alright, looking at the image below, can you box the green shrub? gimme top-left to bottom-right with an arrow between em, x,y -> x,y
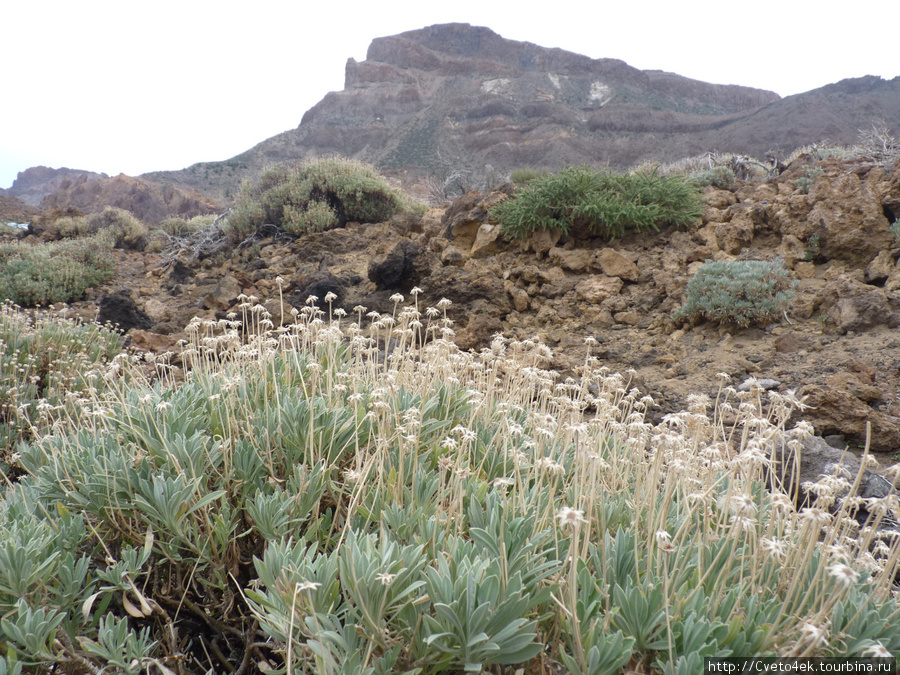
491,166 -> 704,240
795,166 -> 823,195
84,207 -> 149,250
690,167 -> 736,189
53,215 -> 91,238
890,219 -> 900,244
0,222 -> 23,238
225,156 -> 419,242
509,166 -> 551,185
158,213 -> 216,238
0,239 -> 115,307
673,258 -> 797,327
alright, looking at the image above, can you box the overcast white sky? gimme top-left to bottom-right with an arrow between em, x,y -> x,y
2,0 -> 897,190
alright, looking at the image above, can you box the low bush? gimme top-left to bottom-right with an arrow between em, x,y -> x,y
491,165 -> 704,240
509,166 -> 551,185
158,213 -> 217,238
673,258 -> 797,327
225,156 -> 420,242
1,297 -> 897,672
0,302 -> 125,457
85,207 -> 149,250
0,239 -> 115,307
691,166 -> 736,189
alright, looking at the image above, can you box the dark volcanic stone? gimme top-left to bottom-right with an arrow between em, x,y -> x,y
368,240 -> 421,290
97,291 -> 153,333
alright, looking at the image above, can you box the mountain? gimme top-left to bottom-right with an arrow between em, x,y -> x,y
16,24 -> 900,206
4,166 -> 108,206
144,23 -> 786,200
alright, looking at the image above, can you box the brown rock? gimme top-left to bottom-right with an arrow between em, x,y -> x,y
142,297 -> 171,323
470,223 -> 503,258
798,384 -> 900,451
575,275 -> 624,304
442,188 -> 511,248
826,372 -> 882,403
821,274 -> 900,332
801,171 -> 893,266
548,247 -> 592,273
865,250 -> 896,284
128,329 -> 180,355
793,262 -> 816,279
441,246 -> 466,266
456,314 -> 504,351
776,234 -> 809,269
714,213 -> 754,254
593,248 -> 639,281
524,229 -> 562,258
614,310 -> 640,325
509,286 -> 530,312
204,274 -> 243,311
774,332 -> 804,353
703,188 -> 738,210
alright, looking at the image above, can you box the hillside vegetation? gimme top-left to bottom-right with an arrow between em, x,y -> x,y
0,297 -> 897,673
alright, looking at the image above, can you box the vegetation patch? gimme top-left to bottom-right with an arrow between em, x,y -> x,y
0,239 -> 115,307
225,156 -> 421,242
674,258 -> 797,327
491,165 -> 704,240
0,302 -> 125,458
0,296 -> 897,672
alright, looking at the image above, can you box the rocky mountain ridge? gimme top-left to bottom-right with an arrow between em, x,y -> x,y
7,24 -> 898,213
3,168 -> 220,224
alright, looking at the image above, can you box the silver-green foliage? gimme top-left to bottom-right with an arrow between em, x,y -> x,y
225,156 -> 419,242
0,239 -> 115,306
673,258 -> 797,327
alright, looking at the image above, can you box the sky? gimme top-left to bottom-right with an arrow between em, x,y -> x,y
2,0 -> 897,190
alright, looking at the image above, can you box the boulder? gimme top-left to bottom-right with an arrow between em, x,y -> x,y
442,188 -> 512,249
508,285 -> 530,312
455,314 -> 505,351
593,248 -> 640,281
865,249 -> 896,284
203,274 -> 243,311
575,275 -> 624,304
821,274 -> 900,332
142,297 -> 172,323
548,247 -> 592,273
772,434 -> 897,510
524,228 -> 562,258
797,384 -> 900,451
368,240 -> 421,290
97,291 -> 153,333
800,171 -> 893,266
714,212 -> 754,254
470,223 -> 503,258
289,269 -> 347,309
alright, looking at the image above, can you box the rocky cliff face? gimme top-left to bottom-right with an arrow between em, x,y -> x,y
146,23 -> 785,200
5,166 -> 108,206
38,173 -> 220,224
149,24 -> 900,204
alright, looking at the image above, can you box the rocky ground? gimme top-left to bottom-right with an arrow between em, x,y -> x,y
17,155 -> 900,469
